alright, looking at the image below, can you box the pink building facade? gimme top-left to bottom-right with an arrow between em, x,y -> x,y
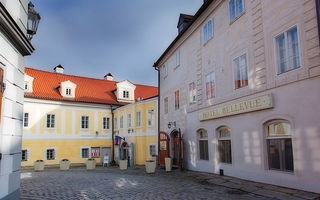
154,0 -> 320,193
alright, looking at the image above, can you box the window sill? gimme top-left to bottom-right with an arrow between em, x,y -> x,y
203,36 -> 213,47
229,11 -> 245,26
174,65 -> 180,71
276,66 -> 301,76
267,169 -> 295,175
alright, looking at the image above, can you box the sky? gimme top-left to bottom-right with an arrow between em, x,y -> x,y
25,0 -> 203,86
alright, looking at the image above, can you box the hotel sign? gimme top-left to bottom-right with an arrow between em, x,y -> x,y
199,94 -> 273,121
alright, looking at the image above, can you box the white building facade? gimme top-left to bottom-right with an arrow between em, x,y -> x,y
155,0 -> 320,193
0,0 -> 37,199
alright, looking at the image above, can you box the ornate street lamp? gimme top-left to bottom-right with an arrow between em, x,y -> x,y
27,2 -> 41,40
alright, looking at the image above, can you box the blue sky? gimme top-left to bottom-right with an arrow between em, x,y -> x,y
26,0 -> 203,86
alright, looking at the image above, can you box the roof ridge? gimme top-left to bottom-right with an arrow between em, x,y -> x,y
25,67 -> 118,83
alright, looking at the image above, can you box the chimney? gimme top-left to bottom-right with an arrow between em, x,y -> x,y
104,73 -> 114,81
54,64 -> 64,74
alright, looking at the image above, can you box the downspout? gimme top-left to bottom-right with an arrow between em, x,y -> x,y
153,63 -> 160,166
316,0 -> 320,47
111,105 -> 115,164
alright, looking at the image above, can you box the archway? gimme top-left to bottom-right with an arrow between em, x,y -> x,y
170,129 -> 182,167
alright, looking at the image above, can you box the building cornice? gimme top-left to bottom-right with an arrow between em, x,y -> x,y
0,2 -> 34,56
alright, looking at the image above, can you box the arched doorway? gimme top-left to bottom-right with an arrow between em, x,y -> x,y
120,142 -> 129,160
171,129 -> 182,167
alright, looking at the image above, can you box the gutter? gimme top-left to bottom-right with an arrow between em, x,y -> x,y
111,105 -> 116,164
153,65 -> 161,165
316,0 -> 320,47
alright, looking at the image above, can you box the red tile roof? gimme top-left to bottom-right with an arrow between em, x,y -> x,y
25,67 -> 158,105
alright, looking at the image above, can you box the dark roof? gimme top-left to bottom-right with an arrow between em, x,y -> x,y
177,14 -> 194,27
53,64 -> 64,69
154,0 -> 213,69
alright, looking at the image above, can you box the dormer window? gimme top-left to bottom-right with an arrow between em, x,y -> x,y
24,74 -> 34,93
66,88 -> 72,95
123,91 -> 129,98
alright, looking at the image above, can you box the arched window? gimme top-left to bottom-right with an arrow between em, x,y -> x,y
217,126 -> 232,164
266,120 -> 294,172
198,129 -> 209,160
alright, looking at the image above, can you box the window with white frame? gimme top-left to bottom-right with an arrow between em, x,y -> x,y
266,120 -> 294,172
81,116 -> 89,129
127,114 -> 131,128
81,148 -> 89,158
46,148 -> 55,160
203,19 -> 213,44
162,64 -> 168,78
21,149 -> 28,161
114,118 -> 117,129
189,82 -> 196,105
149,145 -> 157,157
198,129 -> 209,160
205,72 -> 215,99
229,0 -> 244,22
66,88 -> 72,95
175,50 -> 180,67
174,90 -> 180,110
103,117 -> 110,130
123,90 -> 129,98
147,109 -> 154,126
120,115 -> 124,128
164,97 -> 168,114
233,53 -> 248,89
24,82 -> 28,90
275,26 -> 300,75
23,113 -> 29,127
46,114 -> 55,128
217,126 -> 232,164
136,111 -> 141,127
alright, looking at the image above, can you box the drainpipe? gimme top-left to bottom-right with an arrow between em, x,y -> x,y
316,0 -> 320,47
153,63 -> 160,166
111,105 -> 115,164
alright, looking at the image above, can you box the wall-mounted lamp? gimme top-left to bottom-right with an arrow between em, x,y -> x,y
27,2 -> 41,40
168,121 -> 176,129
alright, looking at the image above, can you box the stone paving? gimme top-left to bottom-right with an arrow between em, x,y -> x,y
20,166 -> 320,200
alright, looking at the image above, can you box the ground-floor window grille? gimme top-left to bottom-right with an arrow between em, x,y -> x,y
81,148 -> 89,158
46,149 -> 55,160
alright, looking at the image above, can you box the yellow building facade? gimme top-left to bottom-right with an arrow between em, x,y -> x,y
21,67 -> 158,167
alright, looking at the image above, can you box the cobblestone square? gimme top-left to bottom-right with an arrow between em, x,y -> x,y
20,167 -> 320,200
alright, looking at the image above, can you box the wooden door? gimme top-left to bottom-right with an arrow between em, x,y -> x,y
173,135 -> 181,166
159,132 -> 169,166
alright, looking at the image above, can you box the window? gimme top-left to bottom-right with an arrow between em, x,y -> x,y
127,114 -> 131,128
103,117 -> 110,130
189,82 -> 196,105
266,120 -> 294,172
198,129 -> 209,160
23,113 -> 29,127
164,97 -> 168,114
136,111 -> 141,127
24,82 -> 28,90
147,109 -> 154,126
233,54 -> 248,89
81,148 -> 89,158
114,118 -> 117,129
46,114 -> 55,128
149,145 -> 157,157
81,116 -> 89,129
21,149 -> 28,161
174,90 -> 180,110
91,147 -> 100,158
217,126 -> 232,164
275,26 -> 300,74
123,91 -> 129,98
205,72 -> 215,99
229,0 -> 244,22
203,19 -> 213,44
46,149 -> 55,160
175,50 -> 180,67
162,64 -> 168,78
120,115 -> 124,128
66,88 -> 71,95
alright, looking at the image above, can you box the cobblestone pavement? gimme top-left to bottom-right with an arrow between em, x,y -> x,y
20,166 -> 320,200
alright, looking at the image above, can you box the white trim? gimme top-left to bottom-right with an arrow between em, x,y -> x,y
21,148 -> 30,161
45,147 -> 57,160
80,115 -> 89,130
80,146 -> 91,158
